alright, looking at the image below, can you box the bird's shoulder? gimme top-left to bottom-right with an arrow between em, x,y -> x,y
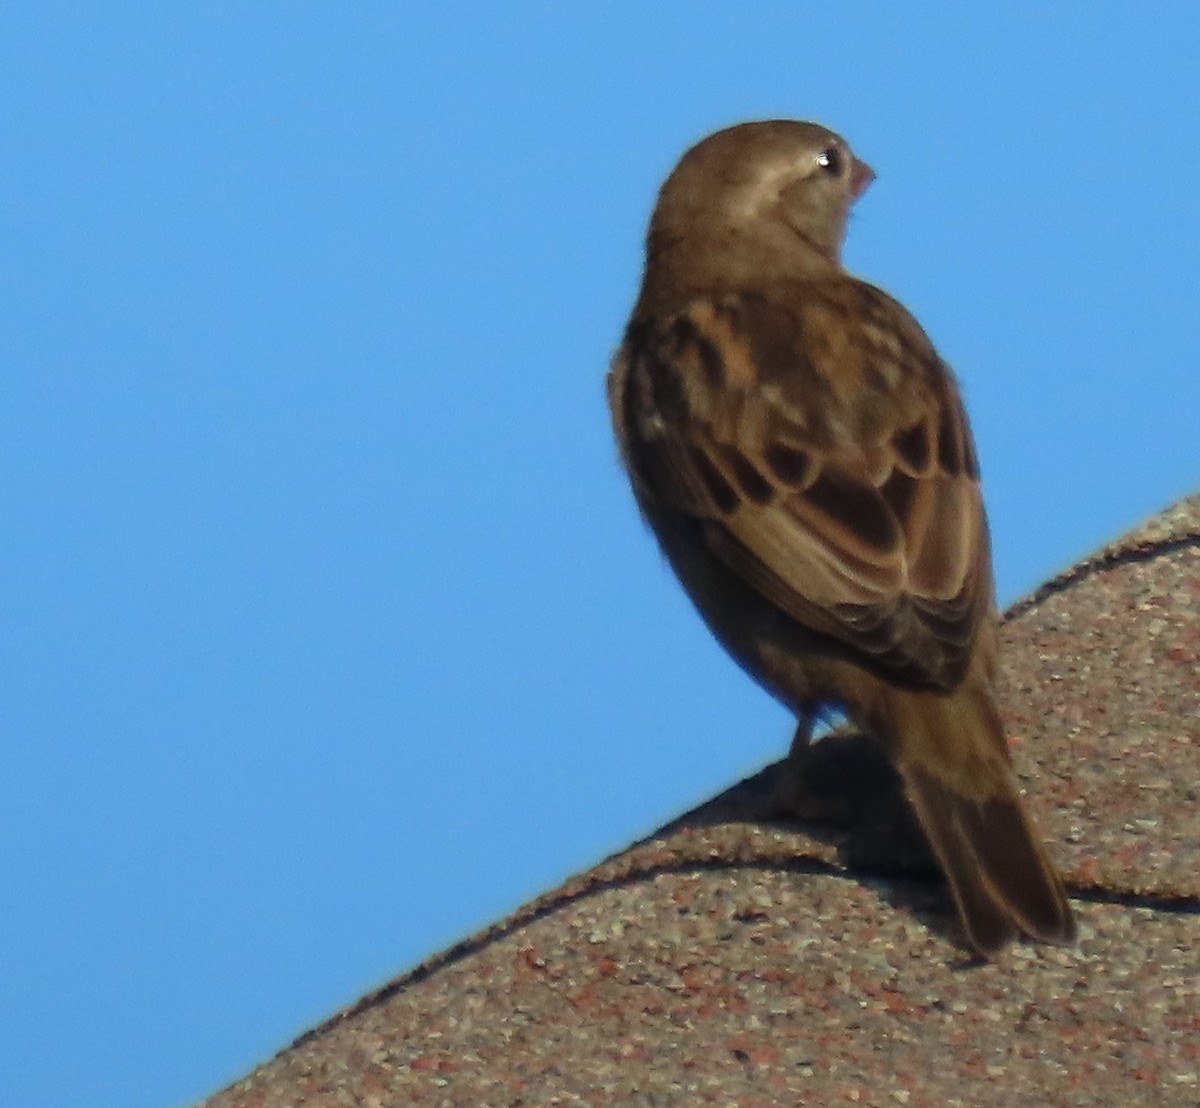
617,276 -> 975,480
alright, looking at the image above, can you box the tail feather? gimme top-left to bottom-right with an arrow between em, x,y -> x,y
904,764 -> 1076,954
878,683 -> 1076,955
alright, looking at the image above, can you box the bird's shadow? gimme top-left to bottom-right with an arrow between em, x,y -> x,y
656,728 -> 976,955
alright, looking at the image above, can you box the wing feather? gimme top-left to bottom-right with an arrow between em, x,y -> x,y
619,280 -> 992,689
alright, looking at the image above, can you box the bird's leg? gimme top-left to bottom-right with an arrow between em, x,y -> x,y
770,704 -> 820,817
786,705 -> 818,762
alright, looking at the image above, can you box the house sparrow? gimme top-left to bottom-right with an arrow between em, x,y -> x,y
608,120 -> 1075,955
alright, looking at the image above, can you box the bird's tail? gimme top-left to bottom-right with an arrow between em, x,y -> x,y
875,681 -> 1076,955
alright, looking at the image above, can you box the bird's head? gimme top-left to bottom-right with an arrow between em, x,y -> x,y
640,120 -> 874,312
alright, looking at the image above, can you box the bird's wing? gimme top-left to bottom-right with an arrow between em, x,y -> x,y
616,280 -> 993,689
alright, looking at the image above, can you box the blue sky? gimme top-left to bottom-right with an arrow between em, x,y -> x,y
4,6 -> 1199,1106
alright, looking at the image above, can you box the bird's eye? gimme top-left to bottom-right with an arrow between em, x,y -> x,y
815,147 -> 844,176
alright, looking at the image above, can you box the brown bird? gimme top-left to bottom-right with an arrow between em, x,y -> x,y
608,120 -> 1075,955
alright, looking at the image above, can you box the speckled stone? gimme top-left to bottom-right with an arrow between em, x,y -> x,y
202,495 -> 1200,1108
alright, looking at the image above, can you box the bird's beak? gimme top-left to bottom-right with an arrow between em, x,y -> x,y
851,158 -> 876,200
